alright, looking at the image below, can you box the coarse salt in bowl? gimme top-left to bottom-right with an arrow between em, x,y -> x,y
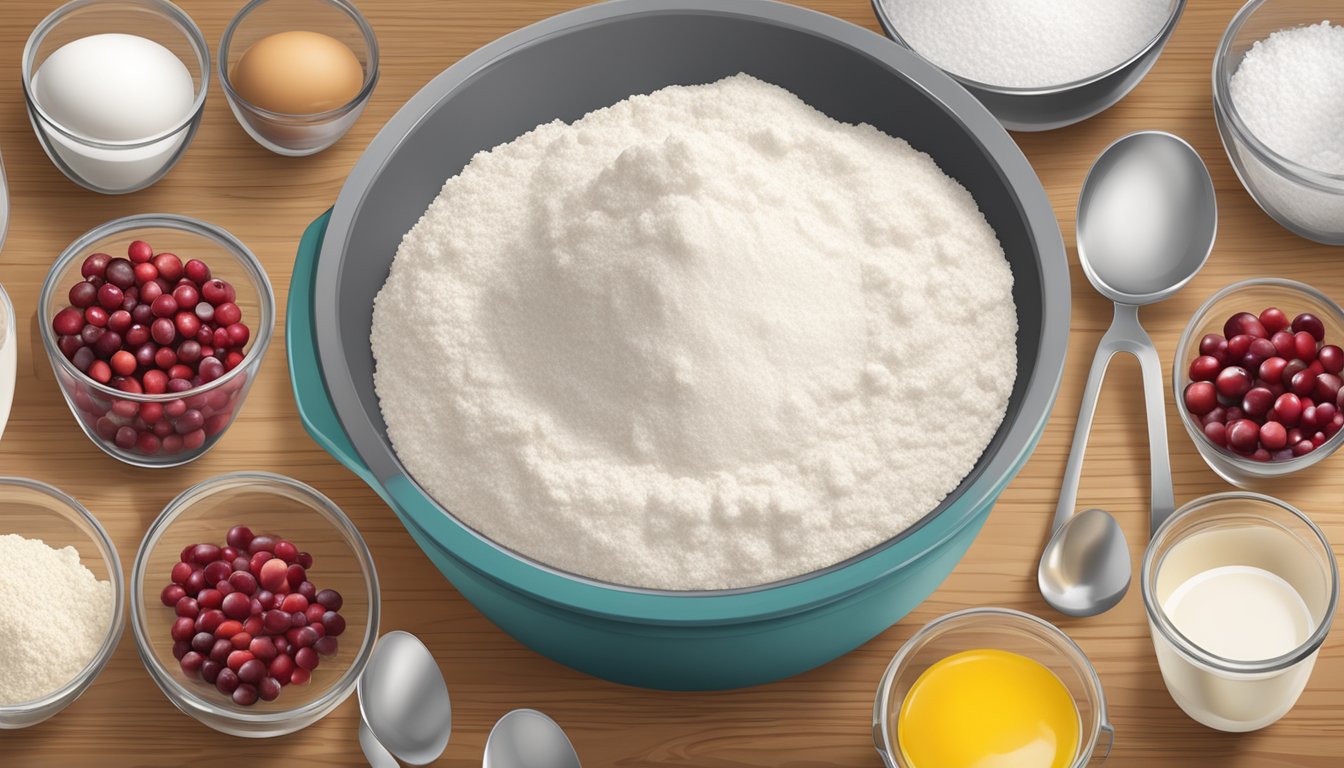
130,472 -> 380,738
1214,0 -> 1344,245
0,478 -> 124,730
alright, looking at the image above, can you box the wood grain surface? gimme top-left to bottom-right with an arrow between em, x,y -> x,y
1,1 -> 1341,765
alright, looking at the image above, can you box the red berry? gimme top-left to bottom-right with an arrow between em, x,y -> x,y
128,240 -> 154,263
1291,313 -> 1325,342
1259,307 -> 1289,335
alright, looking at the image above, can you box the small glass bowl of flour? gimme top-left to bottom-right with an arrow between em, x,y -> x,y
1215,0 -> 1344,245
0,478 -> 123,729
872,0 -> 1185,131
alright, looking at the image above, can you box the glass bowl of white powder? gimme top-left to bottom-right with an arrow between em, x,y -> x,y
1214,0 -> 1344,245
871,0 -> 1186,131
0,477 -> 124,729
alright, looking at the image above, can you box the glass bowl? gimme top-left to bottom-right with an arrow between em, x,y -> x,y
871,0 -> 1185,131
1174,278 -> 1344,487
38,214 -> 275,468
0,477 -> 124,729
21,0 -> 209,194
131,472 -> 380,737
219,0 -> 379,156
1142,492 -> 1337,731
874,607 -> 1112,768
0,280 -> 15,442
1213,0 -> 1344,245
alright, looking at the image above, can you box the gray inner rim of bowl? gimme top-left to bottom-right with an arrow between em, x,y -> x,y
311,0 -> 1069,597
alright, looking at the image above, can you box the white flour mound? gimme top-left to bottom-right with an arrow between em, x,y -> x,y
0,534 -> 113,704
372,74 -> 1016,590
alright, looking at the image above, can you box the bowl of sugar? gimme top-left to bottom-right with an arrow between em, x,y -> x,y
22,0 -> 210,194
872,0 -> 1187,131
1214,0 -> 1344,245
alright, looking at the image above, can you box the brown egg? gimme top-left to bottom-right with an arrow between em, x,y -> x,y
231,31 -> 364,114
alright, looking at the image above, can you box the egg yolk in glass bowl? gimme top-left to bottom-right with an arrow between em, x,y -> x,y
898,648 -> 1080,768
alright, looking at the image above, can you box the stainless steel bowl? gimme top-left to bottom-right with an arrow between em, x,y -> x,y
871,0 -> 1187,131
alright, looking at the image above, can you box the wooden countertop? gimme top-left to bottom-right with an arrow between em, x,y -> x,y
1,1 -> 1340,765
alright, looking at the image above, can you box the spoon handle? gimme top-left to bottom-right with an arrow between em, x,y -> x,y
1050,332 -> 1117,534
1128,318 -> 1176,536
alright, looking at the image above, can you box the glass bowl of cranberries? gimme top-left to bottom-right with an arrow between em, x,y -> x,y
1174,278 -> 1344,487
130,472 -> 380,737
39,214 -> 275,467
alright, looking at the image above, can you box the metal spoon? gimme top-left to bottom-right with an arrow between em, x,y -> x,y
1039,131 -> 1216,617
483,709 -> 581,768
358,631 -> 452,766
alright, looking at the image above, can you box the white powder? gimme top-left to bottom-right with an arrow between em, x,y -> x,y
0,534 -> 114,704
1227,21 -> 1344,236
881,0 -> 1173,88
1231,22 -> 1344,175
372,74 -> 1016,590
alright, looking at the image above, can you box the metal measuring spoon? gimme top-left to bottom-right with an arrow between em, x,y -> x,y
358,631 -> 452,766
483,709 -> 581,768
1038,131 -> 1216,618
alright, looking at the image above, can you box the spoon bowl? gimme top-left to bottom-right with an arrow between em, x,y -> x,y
358,631 -> 451,766
1039,131 -> 1215,618
484,709 -> 581,768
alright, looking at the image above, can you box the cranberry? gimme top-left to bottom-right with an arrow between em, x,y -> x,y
1199,333 -> 1228,362
199,356 -> 225,382
1227,334 -> 1253,359
249,636 -> 278,661
1215,367 -> 1253,399
258,677 -> 282,701
171,616 -> 196,642
133,262 -> 158,285
1258,356 -> 1288,386
297,580 -> 317,601
161,584 -> 187,607
1292,439 -> 1315,457
269,654 -> 294,684
215,667 -> 241,695
1315,373 -> 1342,403
1203,421 -> 1227,447
214,619 -> 244,639
280,593 -> 308,614
127,240 -> 153,263
1292,312 -> 1326,341
1259,307 -> 1289,335
185,259 -> 211,284
154,253 -> 183,281
53,308 -> 84,336
222,591 -> 252,620
1260,421 -> 1288,450
1225,312 -> 1268,339
259,558 -> 288,591
286,564 -> 307,589
82,252 -> 110,278
197,609 -> 225,633
201,279 -> 230,305
244,615 -> 264,636
229,570 -> 258,595
1290,369 -> 1316,397
314,636 -> 339,657
249,535 -> 278,555
1189,358 -> 1220,383
175,596 -> 199,618
291,668 -> 312,686
1227,419 -> 1261,453
105,259 -> 136,289
322,611 -> 346,637
297,552 -> 314,569
1271,331 -> 1296,359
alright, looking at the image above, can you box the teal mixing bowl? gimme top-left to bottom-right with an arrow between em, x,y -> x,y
287,0 -> 1069,690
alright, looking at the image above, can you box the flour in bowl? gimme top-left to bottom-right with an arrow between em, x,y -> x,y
372,74 -> 1016,590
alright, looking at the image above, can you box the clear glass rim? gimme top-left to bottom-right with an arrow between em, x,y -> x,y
0,280 -> 14,348
218,0 -> 380,123
1212,0 -> 1344,191
1142,491 -> 1340,675
129,471 -> 381,727
870,0 -> 1185,94
38,213 -> 276,403
21,0 -> 211,150
0,476 -> 125,715
1172,277 -> 1344,473
873,607 -> 1109,767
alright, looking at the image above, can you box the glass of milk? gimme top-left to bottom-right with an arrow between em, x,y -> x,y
1142,492 -> 1338,732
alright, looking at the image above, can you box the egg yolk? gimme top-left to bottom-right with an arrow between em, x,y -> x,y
897,649 -> 1080,768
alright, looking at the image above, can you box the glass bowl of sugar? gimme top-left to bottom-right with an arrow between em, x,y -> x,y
0,477 -> 124,729
1214,0 -> 1344,245
871,0 -> 1187,131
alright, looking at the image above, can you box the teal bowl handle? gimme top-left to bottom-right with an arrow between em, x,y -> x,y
286,209 -> 379,489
